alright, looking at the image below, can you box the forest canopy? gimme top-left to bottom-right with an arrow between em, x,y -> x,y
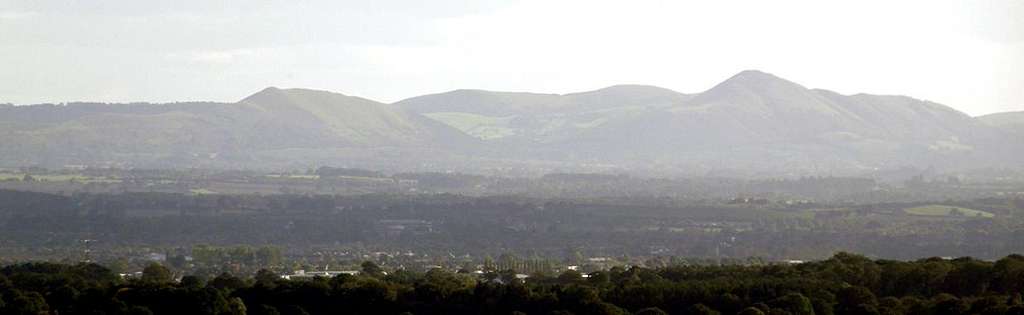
3,253 -> 1024,315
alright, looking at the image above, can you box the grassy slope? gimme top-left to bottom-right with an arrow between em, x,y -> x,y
423,112 -> 517,140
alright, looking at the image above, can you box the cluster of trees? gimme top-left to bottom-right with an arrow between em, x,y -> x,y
485,254 -> 559,275
189,246 -> 283,271
5,253 -> 1024,314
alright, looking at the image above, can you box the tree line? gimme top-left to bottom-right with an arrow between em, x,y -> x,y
4,252 -> 1024,314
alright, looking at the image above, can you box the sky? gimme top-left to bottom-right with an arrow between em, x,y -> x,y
1,0 -> 1022,116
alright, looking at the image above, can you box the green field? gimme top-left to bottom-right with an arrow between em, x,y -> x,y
266,174 -> 320,179
904,205 -> 994,218
189,188 -> 219,195
0,173 -> 121,183
424,112 -> 517,140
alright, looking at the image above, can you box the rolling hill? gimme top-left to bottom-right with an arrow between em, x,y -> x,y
0,88 -> 473,169
563,71 -> 1007,170
237,87 -> 473,148
396,84 -> 692,142
399,70 -> 1019,174
0,71 -> 1019,175
979,111 -> 1024,136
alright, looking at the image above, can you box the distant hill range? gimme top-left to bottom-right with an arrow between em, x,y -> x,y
1,71 -> 1020,175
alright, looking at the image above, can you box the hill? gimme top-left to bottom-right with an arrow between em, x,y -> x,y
0,88 -> 473,169
979,111 -> 1024,135
396,84 -> 692,143
0,72 -> 1019,175
238,87 -> 472,148
399,70 -> 1017,175
559,71 -> 1009,173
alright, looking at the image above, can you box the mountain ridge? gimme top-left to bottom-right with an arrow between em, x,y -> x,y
397,70 -> 1017,173
0,70 -> 1020,174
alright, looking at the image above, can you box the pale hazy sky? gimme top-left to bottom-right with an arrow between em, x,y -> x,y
1,0 -> 1022,116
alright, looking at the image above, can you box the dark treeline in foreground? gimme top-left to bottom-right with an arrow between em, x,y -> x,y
5,253 -> 1024,315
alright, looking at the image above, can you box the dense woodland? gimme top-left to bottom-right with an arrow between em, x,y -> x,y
5,253 -> 1024,314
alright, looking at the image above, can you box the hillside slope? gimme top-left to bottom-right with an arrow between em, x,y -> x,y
396,84 -> 692,142
559,71 -> 1011,173
0,88 -> 473,168
979,111 -> 1024,135
398,70 -> 1016,174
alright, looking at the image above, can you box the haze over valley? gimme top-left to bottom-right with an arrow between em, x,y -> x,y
3,2 -> 1024,314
